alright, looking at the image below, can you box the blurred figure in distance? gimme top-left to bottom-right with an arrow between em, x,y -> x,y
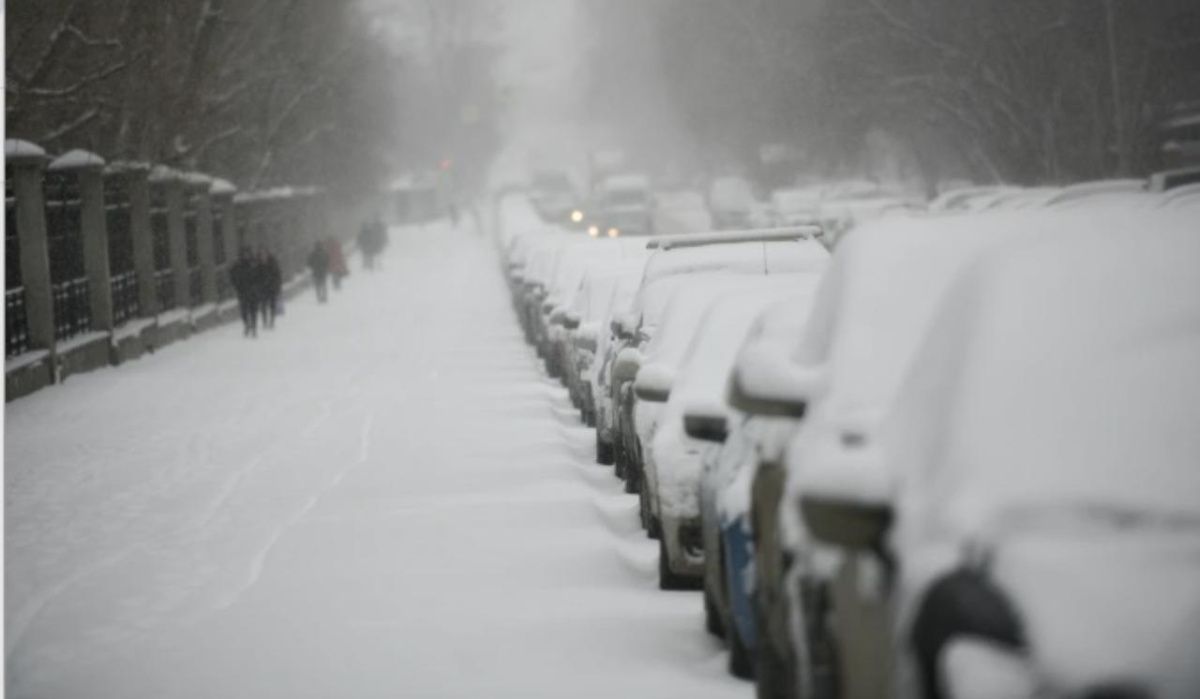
308,241 -> 331,303
229,246 -> 260,338
257,246 -> 283,329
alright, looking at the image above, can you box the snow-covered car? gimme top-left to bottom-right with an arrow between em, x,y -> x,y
631,275 -> 811,548
539,238 -> 647,379
652,190 -> 713,236
926,186 -> 1015,213
603,229 -> 829,494
709,177 -> 756,229
727,209 -> 1047,699
796,207 -> 1200,699
1161,183 -> 1200,210
1043,178 -> 1145,208
529,170 -> 579,224
697,295 -> 814,678
643,284 -> 814,594
560,258 -> 646,429
769,186 -> 824,226
595,173 -> 654,237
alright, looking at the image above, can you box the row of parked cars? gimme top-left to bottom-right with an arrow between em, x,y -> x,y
498,171 -> 1200,699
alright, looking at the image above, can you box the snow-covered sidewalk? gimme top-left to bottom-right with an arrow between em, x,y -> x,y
5,222 -> 747,698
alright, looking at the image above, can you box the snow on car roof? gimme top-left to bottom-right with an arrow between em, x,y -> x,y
600,173 -> 650,191
1044,178 -> 1145,207
645,226 -> 820,251
887,206 -> 1200,533
789,209 -> 1054,415
636,237 -> 827,309
927,186 -> 1014,212
644,275 -> 807,372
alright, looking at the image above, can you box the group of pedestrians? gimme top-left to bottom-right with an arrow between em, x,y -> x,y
230,246 -> 283,338
231,219 -> 386,338
307,237 -> 349,304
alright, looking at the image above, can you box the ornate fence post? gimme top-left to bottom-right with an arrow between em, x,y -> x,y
112,161 -> 159,318
5,139 -> 55,358
185,173 -> 218,305
50,150 -> 113,334
210,179 -> 238,303
150,166 -> 188,315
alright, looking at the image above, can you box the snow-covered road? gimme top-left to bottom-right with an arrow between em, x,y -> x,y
5,222 -> 747,698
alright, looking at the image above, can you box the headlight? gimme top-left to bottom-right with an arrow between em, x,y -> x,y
570,210 -> 584,223
587,225 -> 599,238
607,227 -> 620,238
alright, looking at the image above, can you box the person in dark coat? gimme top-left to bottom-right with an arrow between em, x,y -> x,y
257,246 -> 283,329
229,246 -> 260,337
308,241 -> 330,303
327,238 -> 348,290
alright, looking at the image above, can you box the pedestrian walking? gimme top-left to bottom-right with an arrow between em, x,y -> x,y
308,241 -> 331,303
363,214 -> 388,269
358,218 -> 379,270
327,238 -> 348,290
257,246 -> 283,329
229,247 -> 260,337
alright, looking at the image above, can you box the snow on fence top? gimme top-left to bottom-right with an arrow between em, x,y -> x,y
105,160 -> 152,175
4,139 -> 48,163
48,149 -> 106,171
233,186 -> 320,204
149,164 -> 185,184
210,178 -> 238,197
183,171 -> 214,189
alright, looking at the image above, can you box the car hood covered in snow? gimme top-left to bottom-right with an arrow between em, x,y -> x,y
993,526 -> 1200,697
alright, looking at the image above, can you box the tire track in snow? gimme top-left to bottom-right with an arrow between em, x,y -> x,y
211,410 -> 372,612
5,545 -> 140,659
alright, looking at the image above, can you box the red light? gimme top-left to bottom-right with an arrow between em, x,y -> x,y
439,159 -> 453,171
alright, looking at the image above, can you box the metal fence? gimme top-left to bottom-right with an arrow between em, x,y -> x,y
6,287 -> 31,356
110,270 -> 140,325
5,174 -> 30,357
45,171 -> 91,341
155,268 -> 175,311
188,267 -> 203,307
51,277 -> 91,341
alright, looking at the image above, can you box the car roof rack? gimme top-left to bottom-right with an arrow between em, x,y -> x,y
645,226 -> 821,251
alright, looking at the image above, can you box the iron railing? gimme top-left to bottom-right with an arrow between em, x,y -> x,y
155,269 -> 176,311
51,277 -> 91,341
6,287 -> 30,357
110,270 -> 140,325
188,267 -> 203,307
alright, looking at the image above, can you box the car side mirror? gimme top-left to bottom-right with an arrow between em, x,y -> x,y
610,313 -> 636,341
797,447 -> 894,552
727,343 -> 826,418
612,347 -> 643,384
633,362 -> 673,402
683,404 -> 727,443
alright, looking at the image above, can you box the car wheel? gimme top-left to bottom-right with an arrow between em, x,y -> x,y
595,434 -> 614,465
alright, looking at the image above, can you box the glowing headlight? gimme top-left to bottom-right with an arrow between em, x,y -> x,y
587,225 -> 600,237
607,227 -> 620,238
570,210 -> 584,223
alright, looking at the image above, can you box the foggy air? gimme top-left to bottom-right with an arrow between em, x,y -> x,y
5,2 -> 1199,698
